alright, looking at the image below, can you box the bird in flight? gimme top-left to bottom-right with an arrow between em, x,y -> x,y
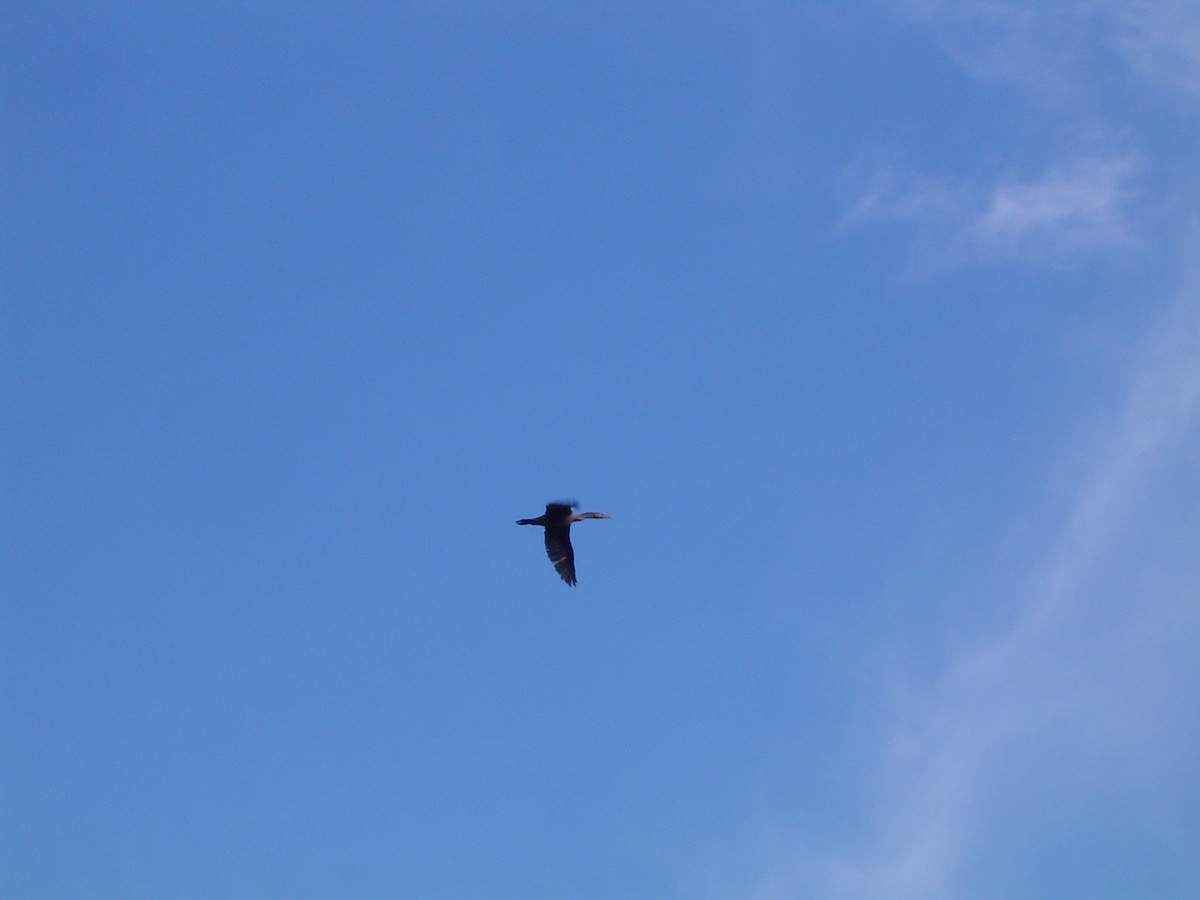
517,501 -> 611,586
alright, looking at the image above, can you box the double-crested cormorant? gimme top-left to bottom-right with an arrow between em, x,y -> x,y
517,501 -> 610,586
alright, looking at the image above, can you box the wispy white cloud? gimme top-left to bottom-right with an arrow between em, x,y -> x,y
759,3 -> 1200,896
1106,1 -> 1200,99
748,246 -> 1200,899
962,155 -> 1143,257
839,0 -> 1200,269
893,0 -> 1200,102
842,154 -> 1144,267
893,0 -> 1099,101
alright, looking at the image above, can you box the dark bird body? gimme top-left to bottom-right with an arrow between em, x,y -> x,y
517,501 -> 610,586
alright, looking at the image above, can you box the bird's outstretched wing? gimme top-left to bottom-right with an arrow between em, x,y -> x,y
544,525 -> 576,586
545,501 -> 577,519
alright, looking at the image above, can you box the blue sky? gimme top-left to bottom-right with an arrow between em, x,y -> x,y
4,3 -> 1199,897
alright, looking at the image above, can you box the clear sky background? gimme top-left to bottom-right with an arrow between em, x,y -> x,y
4,3 -> 1199,898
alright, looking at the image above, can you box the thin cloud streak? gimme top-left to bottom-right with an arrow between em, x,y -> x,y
1107,1 -> 1200,99
842,154 -> 1143,268
755,3 -> 1200,896
839,2 -> 1200,273
895,0 -> 1200,101
962,156 -> 1142,257
894,0 -> 1096,101
752,259 -> 1200,899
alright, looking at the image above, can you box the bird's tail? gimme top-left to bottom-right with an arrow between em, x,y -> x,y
516,518 -> 536,525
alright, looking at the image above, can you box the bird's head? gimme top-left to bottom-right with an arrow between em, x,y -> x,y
582,511 -> 611,519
